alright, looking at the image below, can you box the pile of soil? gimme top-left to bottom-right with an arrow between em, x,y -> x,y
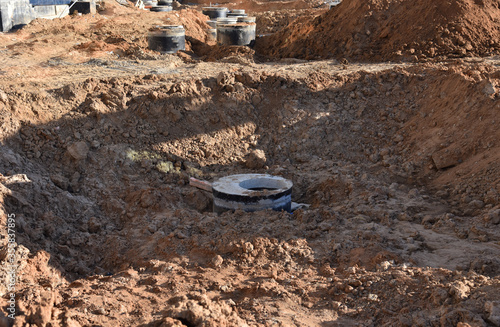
13,5 -> 211,60
256,0 -> 500,61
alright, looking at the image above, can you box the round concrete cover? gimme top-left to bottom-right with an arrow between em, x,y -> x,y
212,174 -> 293,213
212,174 -> 292,197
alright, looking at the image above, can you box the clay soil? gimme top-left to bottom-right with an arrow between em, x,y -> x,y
0,0 -> 499,326
256,0 -> 500,61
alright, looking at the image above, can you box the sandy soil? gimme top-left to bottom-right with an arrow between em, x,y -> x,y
0,0 -> 499,326
256,0 -> 500,61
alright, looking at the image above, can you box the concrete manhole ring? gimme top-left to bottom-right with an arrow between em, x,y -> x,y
212,174 -> 293,213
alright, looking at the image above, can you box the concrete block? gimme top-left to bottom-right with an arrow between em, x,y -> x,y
0,0 -> 36,32
33,5 -> 56,16
33,4 -> 69,18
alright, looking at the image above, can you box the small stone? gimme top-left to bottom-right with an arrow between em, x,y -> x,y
488,209 -> 500,225
483,80 -> 497,96
251,94 -> 261,106
245,149 -> 267,169
0,89 -> 8,103
88,217 -> 101,233
212,255 -> 223,268
243,242 -> 254,253
469,200 -> 484,209
67,142 -> 89,160
367,294 -> 378,301
379,261 -> 393,270
432,149 -> 459,170
50,174 -> 69,190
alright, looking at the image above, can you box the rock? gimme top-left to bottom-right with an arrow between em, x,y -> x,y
379,261 -> 393,270
245,149 -> 267,169
0,89 -> 8,103
485,301 -> 500,326
242,242 -> 254,253
469,200 -> 484,209
212,255 -> 224,268
140,190 -> 156,208
432,148 -> 460,169
482,80 -> 497,97
67,142 -> 89,160
50,174 -> 69,190
251,94 -> 262,106
87,217 -> 101,233
393,134 -> 404,142
488,209 -> 500,225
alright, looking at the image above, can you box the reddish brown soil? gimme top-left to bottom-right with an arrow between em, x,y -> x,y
0,1 -> 499,327
256,0 -> 500,61
18,7 -> 211,56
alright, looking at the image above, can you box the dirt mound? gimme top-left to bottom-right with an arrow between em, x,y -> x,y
15,7 -> 210,60
256,0 -> 500,61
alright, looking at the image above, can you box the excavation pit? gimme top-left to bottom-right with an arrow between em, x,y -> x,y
212,174 -> 293,213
